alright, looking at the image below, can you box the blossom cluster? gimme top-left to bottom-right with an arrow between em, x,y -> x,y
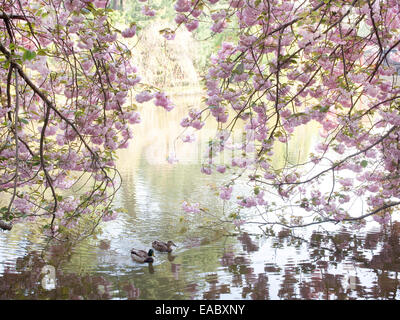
0,0 -> 173,232
173,0 -> 400,226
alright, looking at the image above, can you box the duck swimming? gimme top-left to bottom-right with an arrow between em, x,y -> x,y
152,240 -> 177,253
130,248 -> 155,263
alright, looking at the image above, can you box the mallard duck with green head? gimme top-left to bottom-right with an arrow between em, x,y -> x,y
152,240 -> 177,253
130,248 -> 155,263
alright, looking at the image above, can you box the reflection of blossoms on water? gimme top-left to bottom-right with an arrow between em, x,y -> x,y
238,232 -> 259,252
171,263 -> 181,281
123,283 -> 140,300
2,217 -> 400,299
220,248 -> 235,267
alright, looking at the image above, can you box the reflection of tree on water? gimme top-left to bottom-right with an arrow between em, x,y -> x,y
273,223 -> 400,299
123,283 -> 140,300
237,232 -> 259,253
360,223 -> 400,299
0,250 -> 114,299
0,242 -> 193,299
2,222 -> 400,299
246,273 -> 270,300
209,225 -> 400,300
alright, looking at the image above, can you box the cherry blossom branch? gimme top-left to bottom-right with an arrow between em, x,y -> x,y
250,201 -> 400,229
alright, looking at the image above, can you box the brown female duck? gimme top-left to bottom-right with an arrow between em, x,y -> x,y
152,240 -> 177,253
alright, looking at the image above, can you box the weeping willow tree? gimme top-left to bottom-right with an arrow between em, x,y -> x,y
134,21 -> 200,88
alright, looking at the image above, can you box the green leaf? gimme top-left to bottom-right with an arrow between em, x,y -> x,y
360,160 -> 368,168
3,60 -> 10,69
36,49 -> 48,56
19,118 -> 29,124
319,105 -> 330,113
22,50 -> 36,61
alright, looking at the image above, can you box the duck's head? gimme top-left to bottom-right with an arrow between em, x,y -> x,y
167,241 -> 177,247
148,249 -> 155,257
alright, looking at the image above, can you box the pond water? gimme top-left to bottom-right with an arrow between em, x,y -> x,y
0,90 -> 399,300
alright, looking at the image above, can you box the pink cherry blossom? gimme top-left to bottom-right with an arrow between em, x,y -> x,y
122,25 -> 136,38
182,134 -> 195,143
135,91 -> 154,103
142,5 -> 156,16
220,186 -> 233,200
182,201 -> 201,213
185,20 -> 199,32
